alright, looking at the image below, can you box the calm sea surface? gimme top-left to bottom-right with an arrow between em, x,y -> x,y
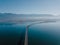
0,21 -> 60,45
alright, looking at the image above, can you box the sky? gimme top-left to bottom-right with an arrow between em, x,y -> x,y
0,0 -> 60,15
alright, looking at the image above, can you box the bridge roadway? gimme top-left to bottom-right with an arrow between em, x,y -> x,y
24,20 -> 56,45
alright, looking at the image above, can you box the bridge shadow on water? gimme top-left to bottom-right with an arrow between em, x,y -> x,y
17,29 -> 25,45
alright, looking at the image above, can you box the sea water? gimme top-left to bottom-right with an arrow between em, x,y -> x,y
28,22 -> 60,45
0,21 -> 60,45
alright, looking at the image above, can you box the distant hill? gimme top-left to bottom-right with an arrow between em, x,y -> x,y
0,13 -> 54,17
0,13 -> 55,23
19,14 -> 54,17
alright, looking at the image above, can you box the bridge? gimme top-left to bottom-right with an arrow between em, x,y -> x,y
24,20 -> 57,45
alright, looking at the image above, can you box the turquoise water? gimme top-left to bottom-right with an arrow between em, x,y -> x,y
28,22 -> 60,45
0,23 -> 26,45
0,22 -> 60,45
